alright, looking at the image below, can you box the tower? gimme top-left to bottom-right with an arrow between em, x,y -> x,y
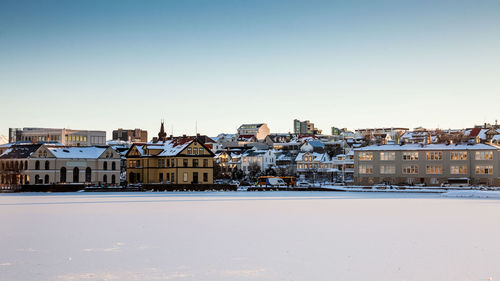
158,120 -> 167,142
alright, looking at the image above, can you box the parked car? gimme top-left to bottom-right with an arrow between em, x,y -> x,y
229,180 -> 240,186
297,180 -> 312,187
214,179 -> 225,185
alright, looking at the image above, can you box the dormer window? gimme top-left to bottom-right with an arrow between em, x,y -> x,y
187,148 -> 192,154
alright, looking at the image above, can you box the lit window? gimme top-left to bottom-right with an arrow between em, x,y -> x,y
359,164 -> 373,174
450,151 -> 467,160
380,152 -> 395,161
426,165 -> 442,174
380,165 -> 395,174
475,151 -> 493,160
402,152 -> 419,161
451,165 -> 467,174
402,165 -> 419,174
426,152 -> 442,160
358,152 -> 373,161
476,165 -> 493,174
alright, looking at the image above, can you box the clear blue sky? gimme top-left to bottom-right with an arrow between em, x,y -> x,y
1,0 -> 499,139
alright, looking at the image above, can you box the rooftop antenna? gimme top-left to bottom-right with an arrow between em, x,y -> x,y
195,120 -> 198,135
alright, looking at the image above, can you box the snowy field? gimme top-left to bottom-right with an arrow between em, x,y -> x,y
1,192 -> 500,281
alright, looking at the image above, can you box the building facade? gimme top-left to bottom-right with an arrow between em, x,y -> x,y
237,123 -> 270,140
0,144 -> 120,186
294,119 -> 322,135
112,128 -> 148,142
125,138 -> 215,184
8,127 -> 106,146
354,143 -> 500,186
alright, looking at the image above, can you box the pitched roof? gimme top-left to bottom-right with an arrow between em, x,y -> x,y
0,144 -> 42,159
48,146 -> 108,159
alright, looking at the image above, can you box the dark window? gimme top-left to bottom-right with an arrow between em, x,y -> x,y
25,160 -> 28,170
183,159 -> 188,167
166,159 -> 170,167
44,175 -> 49,184
171,159 -> 175,167
85,167 -> 92,182
103,175 -> 107,183
203,159 -> 208,167
45,160 -> 49,170
20,161 -> 23,170
35,161 -> 40,170
193,159 -> 199,167
193,172 -> 198,184
111,175 -> 116,184
112,162 -> 116,170
73,167 -> 79,183
129,172 -> 135,184
35,175 -> 40,184
103,162 -> 108,170
203,173 -> 208,182
159,173 -> 163,182
171,173 -> 175,183
60,167 -> 67,183
166,173 -> 170,181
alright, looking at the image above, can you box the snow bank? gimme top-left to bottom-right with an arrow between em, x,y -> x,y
442,190 -> 500,198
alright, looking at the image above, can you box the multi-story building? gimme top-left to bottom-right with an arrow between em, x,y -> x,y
125,138 -> 215,185
354,143 -> 500,186
0,144 -> 120,186
8,127 -> 106,146
294,119 -> 322,135
237,123 -> 270,140
112,128 -> 148,143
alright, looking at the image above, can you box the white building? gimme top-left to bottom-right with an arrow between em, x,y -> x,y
9,127 -> 106,146
241,148 -> 276,173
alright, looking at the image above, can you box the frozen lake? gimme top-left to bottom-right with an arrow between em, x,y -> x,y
1,191 -> 499,281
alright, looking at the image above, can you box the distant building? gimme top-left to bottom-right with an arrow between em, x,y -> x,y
8,127 -> 106,146
0,143 -> 120,186
354,143 -> 500,186
240,148 -> 276,173
112,128 -> 148,143
237,123 -> 270,140
294,119 -> 322,135
356,127 -> 409,143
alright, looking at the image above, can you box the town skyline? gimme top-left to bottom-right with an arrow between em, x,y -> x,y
1,0 -> 499,138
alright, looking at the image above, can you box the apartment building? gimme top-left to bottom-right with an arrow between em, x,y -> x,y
112,128 -> 148,142
9,127 -> 106,146
237,123 -> 270,140
354,143 -> 500,186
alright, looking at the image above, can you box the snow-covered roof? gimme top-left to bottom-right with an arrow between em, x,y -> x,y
138,139 -> 194,157
295,152 -> 330,162
0,135 -> 8,145
49,146 -> 108,159
354,143 -> 499,151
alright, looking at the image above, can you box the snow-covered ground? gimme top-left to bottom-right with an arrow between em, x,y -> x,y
442,190 -> 500,198
1,192 -> 500,281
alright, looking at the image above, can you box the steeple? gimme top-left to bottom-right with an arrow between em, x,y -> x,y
158,120 -> 167,142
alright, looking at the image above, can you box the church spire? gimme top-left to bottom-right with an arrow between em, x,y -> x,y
158,120 -> 167,142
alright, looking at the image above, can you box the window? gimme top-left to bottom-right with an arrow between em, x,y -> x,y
183,172 -> 188,182
475,151 -> 493,160
60,167 -> 66,183
35,160 -> 40,170
45,160 -> 50,170
380,152 -> 395,161
85,167 -> 92,182
426,165 -> 442,174
193,159 -> 199,167
171,173 -> 175,182
380,165 -> 396,174
158,159 -> 165,168
203,173 -> 208,182
112,162 -> 116,170
44,175 -> 49,184
187,148 -> 192,154
171,159 -> 175,167
111,175 -> 116,184
199,148 -> 203,155
476,165 -> 493,174
103,174 -> 107,183
166,158 -> 170,167
73,167 -> 79,183
193,148 -> 198,155
450,151 -> 467,160
359,165 -> 373,174
451,165 -> 467,174
103,162 -> 108,170
203,159 -> 208,167
358,152 -> 373,161
183,159 -> 188,167
402,152 -> 418,161
426,152 -> 442,160
159,173 -> 163,182
403,165 -> 418,174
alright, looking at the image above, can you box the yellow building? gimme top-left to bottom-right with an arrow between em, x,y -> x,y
126,137 -> 215,185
